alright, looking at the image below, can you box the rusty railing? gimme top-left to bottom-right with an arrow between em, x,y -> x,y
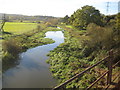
53,49 -> 120,90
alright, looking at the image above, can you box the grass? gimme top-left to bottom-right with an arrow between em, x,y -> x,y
46,27 -> 62,31
59,24 -> 87,40
3,22 -> 38,34
65,25 -> 74,29
47,24 -> 118,88
46,29 -> 95,88
1,21 -> 61,72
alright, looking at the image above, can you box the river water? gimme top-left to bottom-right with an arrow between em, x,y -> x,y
3,31 -> 64,88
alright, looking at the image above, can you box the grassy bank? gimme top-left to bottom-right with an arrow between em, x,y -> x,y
47,24 -> 120,88
2,22 -> 61,71
47,28 -> 99,88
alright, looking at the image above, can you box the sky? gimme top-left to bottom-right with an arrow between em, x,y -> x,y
0,0 -> 119,17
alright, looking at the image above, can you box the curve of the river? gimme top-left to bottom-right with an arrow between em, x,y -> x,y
3,30 -> 64,88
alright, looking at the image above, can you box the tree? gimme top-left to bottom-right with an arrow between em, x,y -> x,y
86,23 -> 115,50
63,15 -> 69,24
103,14 -> 117,26
69,5 -> 103,29
0,14 -> 6,32
116,13 -> 120,29
47,18 -> 59,25
115,13 -> 120,48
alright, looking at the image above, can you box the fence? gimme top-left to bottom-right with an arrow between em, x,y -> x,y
53,49 -> 120,90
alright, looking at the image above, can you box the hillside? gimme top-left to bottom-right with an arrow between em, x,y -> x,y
0,13 -> 60,22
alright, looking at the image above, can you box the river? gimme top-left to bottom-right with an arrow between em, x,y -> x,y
3,31 -> 64,88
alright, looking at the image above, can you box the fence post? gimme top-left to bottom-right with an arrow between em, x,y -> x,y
107,50 -> 113,85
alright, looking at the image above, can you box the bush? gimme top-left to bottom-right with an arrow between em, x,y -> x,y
86,23 -> 114,50
2,39 -> 21,55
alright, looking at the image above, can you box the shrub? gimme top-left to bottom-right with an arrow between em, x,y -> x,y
2,39 -> 21,55
86,23 -> 114,50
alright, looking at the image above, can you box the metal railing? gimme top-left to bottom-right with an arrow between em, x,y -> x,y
53,49 -> 120,90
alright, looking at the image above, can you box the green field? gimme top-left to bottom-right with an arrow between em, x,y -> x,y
1,21 -> 63,72
1,21 -> 62,71
3,22 -> 38,34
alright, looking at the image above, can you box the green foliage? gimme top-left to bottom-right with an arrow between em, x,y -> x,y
116,13 -> 120,29
69,5 -> 103,29
63,15 -> 69,24
2,39 -> 21,55
103,14 -> 117,26
114,13 -> 120,49
2,39 -> 21,71
2,22 -> 59,72
86,23 -> 119,50
1,13 -> 59,23
47,22 -> 120,88
47,18 -> 59,25
46,30 -> 100,88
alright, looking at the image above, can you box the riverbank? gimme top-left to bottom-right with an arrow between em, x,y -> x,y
3,30 -> 64,88
2,22 -> 62,71
47,26 -> 94,88
46,24 -> 120,88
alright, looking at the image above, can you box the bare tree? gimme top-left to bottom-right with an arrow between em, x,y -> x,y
0,14 -> 6,32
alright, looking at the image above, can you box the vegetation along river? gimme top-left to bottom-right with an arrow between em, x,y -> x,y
3,30 -> 64,88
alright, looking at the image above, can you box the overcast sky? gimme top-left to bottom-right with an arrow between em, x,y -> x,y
0,0 -> 119,17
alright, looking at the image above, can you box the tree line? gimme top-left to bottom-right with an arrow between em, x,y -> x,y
47,5 -> 120,88
63,5 -> 118,30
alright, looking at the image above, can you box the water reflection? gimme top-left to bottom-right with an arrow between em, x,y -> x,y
2,56 -> 20,72
3,31 -> 64,88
